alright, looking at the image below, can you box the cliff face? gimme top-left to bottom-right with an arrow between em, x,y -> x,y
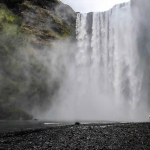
0,0 -> 76,46
0,0 -> 76,120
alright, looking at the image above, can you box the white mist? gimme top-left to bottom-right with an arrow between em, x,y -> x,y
40,2 -> 149,122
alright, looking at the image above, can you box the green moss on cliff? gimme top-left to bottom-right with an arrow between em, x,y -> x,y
50,13 -> 63,25
0,35 -> 52,119
2,23 -> 19,35
0,8 -> 49,119
0,4 -> 22,24
0,0 -> 76,120
61,26 -> 71,37
20,0 -> 76,44
0,105 -> 32,120
21,0 -> 38,11
0,3 -> 23,38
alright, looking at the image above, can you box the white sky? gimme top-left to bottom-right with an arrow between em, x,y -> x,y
61,0 -> 130,13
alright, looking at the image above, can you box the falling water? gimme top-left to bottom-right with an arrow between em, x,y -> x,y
44,2 -> 149,121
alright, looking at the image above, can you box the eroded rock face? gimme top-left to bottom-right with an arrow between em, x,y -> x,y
20,1 -> 76,46
0,0 -> 76,120
1,0 -> 60,9
0,0 -> 76,46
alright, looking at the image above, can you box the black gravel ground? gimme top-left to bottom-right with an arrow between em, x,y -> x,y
0,122 -> 150,149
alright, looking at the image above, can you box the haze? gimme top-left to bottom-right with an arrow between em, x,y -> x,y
61,0 -> 130,13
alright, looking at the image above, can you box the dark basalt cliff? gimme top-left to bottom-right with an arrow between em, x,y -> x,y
0,0 -> 76,120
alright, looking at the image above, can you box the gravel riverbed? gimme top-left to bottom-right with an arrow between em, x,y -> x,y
0,122 -> 150,149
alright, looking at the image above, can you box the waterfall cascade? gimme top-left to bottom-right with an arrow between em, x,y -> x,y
45,2 -> 149,121
75,2 -> 146,121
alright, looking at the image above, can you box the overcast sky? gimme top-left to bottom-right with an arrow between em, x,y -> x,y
61,0 -> 130,13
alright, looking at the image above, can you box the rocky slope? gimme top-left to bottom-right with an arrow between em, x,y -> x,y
0,0 -> 76,120
1,0 -> 76,46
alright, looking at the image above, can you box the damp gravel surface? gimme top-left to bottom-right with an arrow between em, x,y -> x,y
0,122 -> 150,149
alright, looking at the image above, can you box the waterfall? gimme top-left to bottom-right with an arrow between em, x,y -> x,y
45,2 -> 149,121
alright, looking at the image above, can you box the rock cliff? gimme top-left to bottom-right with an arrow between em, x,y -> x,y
0,0 -> 76,46
0,0 -> 76,120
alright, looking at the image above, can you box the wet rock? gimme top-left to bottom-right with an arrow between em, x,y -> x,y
75,122 -> 80,125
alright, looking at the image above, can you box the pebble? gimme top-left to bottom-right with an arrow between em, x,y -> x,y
0,123 -> 150,149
